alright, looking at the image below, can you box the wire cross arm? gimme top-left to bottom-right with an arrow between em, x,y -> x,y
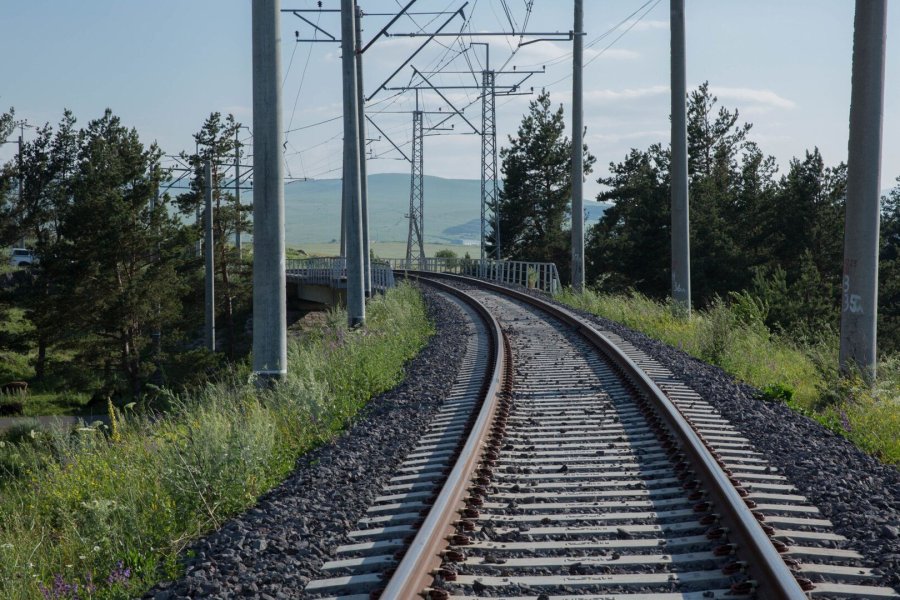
286,10 -> 339,42
518,31 -> 576,46
365,115 -> 411,163
365,2 -> 468,102
412,66 -> 479,134
386,31 -> 572,39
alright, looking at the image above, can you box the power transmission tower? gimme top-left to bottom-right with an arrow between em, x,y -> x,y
406,95 -> 425,265
481,67 -> 498,261
366,106 -> 455,266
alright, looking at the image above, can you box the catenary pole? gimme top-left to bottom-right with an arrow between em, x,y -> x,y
840,0 -> 888,378
17,135 -> 24,248
204,159 -> 216,352
670,0 -> 691,316
234,129 -> 242,259
571,0 -> 584,292
355,5 -> 372,295
252,0 -> 288,381
152,185 -> 163,376
342,0 -> 365,326
17,135 -> 22,209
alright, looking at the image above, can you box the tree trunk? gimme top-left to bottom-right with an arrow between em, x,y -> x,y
219,248 -> 235,358
35,336 -> 47,380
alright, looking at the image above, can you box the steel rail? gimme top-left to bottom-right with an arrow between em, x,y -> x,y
407,271 -> 809,600
378,274 -> 507,599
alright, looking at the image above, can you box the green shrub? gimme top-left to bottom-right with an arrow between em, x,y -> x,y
0,283 -> 432,599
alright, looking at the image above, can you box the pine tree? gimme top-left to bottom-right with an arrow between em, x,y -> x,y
879,180 -> 900,354
53,110 -> 191,396
491,90 -> 594,283
177,112 -> 250,357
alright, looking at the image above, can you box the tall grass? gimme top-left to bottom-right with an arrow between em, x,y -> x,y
0,283 -> 433,599
557,288 -> 899,465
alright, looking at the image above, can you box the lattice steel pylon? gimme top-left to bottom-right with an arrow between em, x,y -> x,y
480,69 -> 499,260
405,107 -> 425,266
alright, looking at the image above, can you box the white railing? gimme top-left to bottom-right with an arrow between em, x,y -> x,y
286,257 -> 395,291
387,257 -> 561,295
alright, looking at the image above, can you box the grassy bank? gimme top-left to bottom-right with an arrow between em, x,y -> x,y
557,289 -> 900,464
0,306 -> 94,417
0,283 -> 433,599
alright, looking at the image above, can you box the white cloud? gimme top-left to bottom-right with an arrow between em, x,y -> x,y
709,86 -> 796,110
585,85 -> 669,102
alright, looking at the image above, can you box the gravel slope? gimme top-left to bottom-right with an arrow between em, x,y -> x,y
547,295 -> 900,594
146,286 -> 471,599
144,281 -> 900,597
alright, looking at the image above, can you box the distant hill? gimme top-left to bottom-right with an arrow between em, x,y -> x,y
280,173 -> 609,246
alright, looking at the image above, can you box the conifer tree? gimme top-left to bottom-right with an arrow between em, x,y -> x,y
491,90 -> 594,283
177,112 -> 251,357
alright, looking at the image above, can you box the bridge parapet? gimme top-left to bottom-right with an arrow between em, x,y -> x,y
387,257 -> 561,295
286,257 -> 395,292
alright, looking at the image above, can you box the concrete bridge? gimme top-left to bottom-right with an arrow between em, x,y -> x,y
286,256 -> 561,311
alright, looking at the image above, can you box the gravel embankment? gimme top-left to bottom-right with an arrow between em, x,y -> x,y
542,293 -> 900,594
147,286 -> 471,599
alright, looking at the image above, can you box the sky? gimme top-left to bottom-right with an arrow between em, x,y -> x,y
1,0 -> 899,201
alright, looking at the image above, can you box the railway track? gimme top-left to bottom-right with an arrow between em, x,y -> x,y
305,274 -> 899,600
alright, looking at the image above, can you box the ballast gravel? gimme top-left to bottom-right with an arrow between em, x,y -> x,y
536,291 -> 900,595
146,286 -> 471,599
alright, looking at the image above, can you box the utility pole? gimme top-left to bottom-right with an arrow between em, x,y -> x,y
571,0 -> 585,292
204,159 -> 216,352
17,134 -> 23,209
151,185 -> 163,381
234,129 -> 242,259
840,0 -> 887,378
17,134 -> 24,248
252,0 -> 288,381
670,0 -> 691,316
355,5 -> 371,295
406,91 -> 425,266
342,0 -> 365,327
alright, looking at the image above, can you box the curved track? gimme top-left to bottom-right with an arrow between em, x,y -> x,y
306,274 -> 899,600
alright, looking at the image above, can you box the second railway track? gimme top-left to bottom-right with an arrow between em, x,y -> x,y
305,274 -> 899,600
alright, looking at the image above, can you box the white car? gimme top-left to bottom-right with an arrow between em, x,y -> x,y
9,248 -> 36,267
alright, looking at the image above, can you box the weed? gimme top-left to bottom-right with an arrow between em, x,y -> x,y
0,283 -> 432,599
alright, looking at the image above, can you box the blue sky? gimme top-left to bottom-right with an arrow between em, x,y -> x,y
1,0 -> 899,200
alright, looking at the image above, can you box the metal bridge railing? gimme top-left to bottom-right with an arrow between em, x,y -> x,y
286,257 -> 395,291
387,257 -> 561,295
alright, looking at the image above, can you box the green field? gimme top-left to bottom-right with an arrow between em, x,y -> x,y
290,241 -> 478,259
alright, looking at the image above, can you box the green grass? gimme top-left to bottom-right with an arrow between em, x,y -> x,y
0,282 -> 433,599
0,308 -> 95,417
557,288 -> 900,465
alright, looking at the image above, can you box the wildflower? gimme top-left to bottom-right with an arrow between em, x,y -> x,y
107,561 -> 132,586
84,572 -> 96,594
